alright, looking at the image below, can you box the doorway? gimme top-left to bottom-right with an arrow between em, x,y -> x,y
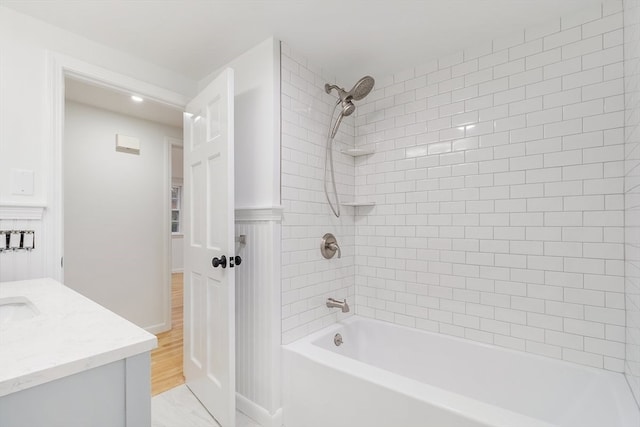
53,60 -> 239,427
63,77 -> 183,335
63,76 -> 187,395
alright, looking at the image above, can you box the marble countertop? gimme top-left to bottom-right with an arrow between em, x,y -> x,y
0,278 -> 157,397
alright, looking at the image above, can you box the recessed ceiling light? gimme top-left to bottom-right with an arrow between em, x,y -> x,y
131,95 -> 143,102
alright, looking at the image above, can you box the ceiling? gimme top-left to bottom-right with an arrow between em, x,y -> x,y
65,78 -> 183,128
4,0 -> 605,84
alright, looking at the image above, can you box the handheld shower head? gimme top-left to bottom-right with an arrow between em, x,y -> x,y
325,75 -> 374,139
341,100 -> 356,116
329,99 -> 356,138
324,75 -> 376,217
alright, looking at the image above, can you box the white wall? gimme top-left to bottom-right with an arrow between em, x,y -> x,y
624,0 -> 640,406
280,43 -> 356,344
200,38 -> 281,209
171,237 -> 183,273
0,6 -> 195,281
64,101 -> 181,332
0,6 -> 193,206
171,236 -> 183,273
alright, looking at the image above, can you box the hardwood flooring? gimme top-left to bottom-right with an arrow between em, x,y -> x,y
151,273 -> 185,396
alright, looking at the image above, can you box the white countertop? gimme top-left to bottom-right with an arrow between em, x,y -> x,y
0,278 -> 157,397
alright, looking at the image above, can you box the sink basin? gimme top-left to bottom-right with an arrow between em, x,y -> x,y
0,296 -> 39,325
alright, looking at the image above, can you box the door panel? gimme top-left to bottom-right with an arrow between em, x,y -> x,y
183,68 -> 235,427
190,162 -> 205,247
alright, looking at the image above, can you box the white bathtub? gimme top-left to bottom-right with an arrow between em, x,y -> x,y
283,316 -> 640,427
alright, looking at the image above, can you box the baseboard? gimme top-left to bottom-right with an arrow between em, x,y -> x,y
272,407 -> 283,427
145,320 -> 170,335
236,393 -> 282,427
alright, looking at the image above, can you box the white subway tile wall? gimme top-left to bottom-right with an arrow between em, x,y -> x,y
624,0 -> 640,405
353,3 -> 628,371
281,43 -> 355,344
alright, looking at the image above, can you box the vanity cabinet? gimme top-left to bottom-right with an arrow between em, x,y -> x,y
0,353 -> 150,427
0,278 -> 157,427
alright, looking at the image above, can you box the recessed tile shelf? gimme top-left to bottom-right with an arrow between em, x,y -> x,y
340,148 -> 375,157
341,201 -> 376,207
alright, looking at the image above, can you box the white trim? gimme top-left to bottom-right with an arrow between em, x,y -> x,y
162,137 -> 172,336
145,320 -> 171,335
0,204 -> 46,220
235,206 -> 283,222
171,268 -> 184,274
236,393 -> 282,427
55,54 -> 188,109
166,136 -> 183,147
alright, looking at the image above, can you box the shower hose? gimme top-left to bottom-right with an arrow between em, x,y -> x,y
324,101 -> 342,218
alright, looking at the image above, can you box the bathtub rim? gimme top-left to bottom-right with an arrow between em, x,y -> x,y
284,315 -> 639,427
294,315 -> 631,379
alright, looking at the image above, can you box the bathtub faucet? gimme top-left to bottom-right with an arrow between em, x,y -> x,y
326,298 -> 350,313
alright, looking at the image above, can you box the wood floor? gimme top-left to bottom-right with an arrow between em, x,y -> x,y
151,273 -> 185,396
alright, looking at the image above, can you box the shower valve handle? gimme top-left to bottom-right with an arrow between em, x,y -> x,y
212,255 -> 227,268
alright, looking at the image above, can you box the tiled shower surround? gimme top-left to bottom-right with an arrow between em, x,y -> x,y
354,4 -> 626,371
624,0 -> 640,404
281,43 -> 356,344
282,2 -> 634,373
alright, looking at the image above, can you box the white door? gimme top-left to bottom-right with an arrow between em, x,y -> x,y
183,68 -> 235,427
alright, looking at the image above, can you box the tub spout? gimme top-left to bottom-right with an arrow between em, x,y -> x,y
327,297 -> 349,313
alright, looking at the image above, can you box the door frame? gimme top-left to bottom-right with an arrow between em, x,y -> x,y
47,52 -> 188,333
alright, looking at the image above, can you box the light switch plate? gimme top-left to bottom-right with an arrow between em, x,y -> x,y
9,232 -> 21,249
23,232 -> 34,249
11,169 -> 34,195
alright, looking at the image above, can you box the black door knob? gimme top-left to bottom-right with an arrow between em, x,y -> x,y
212,255 -> 227,268
229,255 -> 242,268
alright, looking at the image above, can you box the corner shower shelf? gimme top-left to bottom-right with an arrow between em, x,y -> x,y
341,201 -> 376,207
340,148 -> 375,157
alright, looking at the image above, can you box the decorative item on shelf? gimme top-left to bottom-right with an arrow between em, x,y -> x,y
340,148 -> 375,157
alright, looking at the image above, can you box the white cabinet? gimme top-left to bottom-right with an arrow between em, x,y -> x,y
0,353 -> 151,427
0,279 -> 157,427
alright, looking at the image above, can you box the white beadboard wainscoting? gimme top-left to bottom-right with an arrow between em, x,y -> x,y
235,207 -> 283,427
0,205 -> 46,281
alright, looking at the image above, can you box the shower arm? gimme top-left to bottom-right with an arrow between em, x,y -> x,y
325,83 -> 350,101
